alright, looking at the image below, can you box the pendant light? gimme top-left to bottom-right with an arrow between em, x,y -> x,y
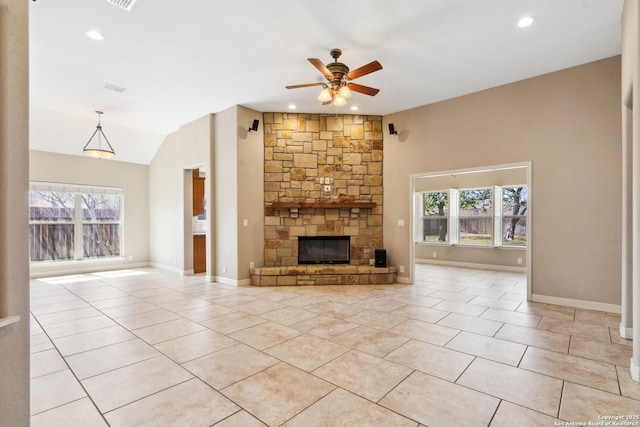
83,111 -> 115,159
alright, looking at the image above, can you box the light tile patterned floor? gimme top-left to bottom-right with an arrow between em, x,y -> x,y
29,265 -> 639,427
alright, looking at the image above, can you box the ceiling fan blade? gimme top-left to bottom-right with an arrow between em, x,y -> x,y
348,83 -> 380,96
286,83 -> 325,89
308,58 -> 333,78
347,60 -> 382,80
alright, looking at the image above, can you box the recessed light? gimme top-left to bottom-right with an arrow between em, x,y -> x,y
85,30 -> 105,41
288,103 -> 297,110
517,16 -> 535,28
350,105 -> 359,111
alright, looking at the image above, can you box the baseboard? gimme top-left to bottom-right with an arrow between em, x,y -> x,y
214,276 -> 251,287
531,294 -> 621,314
31,260 -> 150,278
150,262 -> 183,275
415,258 -> 526,273
396,276 -> 412,284
631,358 -> 640,382
620,324 -> 633,339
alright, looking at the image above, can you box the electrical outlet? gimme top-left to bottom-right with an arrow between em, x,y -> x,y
223,266 -> 227,274
250,261 -> 255,269
399,265 -> 405,273
397,219 -> 405,227
243,219 -> 248,227
432,252 -> 437,258
128,255 -> 133,261
324,185 -> 331,192
517,258 -> 523,265
369,258 -> 375,266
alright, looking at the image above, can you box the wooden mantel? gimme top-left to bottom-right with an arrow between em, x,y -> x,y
270,201 -> 377,209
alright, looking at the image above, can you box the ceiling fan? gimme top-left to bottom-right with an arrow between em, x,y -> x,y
286,48 -> 382,106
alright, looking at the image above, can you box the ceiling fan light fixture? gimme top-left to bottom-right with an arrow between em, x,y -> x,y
318,87 -> 333,103
83,111 -> 115,159
338,85 -> 352,99
332,95 -> 347,107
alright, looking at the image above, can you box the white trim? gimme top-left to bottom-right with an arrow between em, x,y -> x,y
30,181 -> 123,195
416,258 -> 526,273
620,323 -> 633,339
631,358 -> 640,382
31,259 -> 149,278
0,316 -> 20,329
214,276 -> 251,286
150,262 -> 183,275
531,294 -> 621,314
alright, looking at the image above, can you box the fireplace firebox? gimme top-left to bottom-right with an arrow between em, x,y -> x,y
298,236 -> 350,265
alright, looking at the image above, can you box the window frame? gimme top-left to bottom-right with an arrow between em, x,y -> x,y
458,187 -> 494,247
415,184 -> 528,249
418,189 -> 450,244
29,182 -> 124,263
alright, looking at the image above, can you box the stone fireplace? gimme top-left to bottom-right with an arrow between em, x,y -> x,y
251,112 -> 397,286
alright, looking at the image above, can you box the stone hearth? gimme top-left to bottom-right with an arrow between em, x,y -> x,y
251,265 -> 398,286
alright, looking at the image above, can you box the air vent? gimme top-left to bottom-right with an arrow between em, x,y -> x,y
105,0 -> 137,11
104,83 -> 127,93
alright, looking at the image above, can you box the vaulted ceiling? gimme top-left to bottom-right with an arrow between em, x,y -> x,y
29,0 -> 624,164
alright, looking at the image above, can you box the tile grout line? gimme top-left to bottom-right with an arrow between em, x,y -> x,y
29,313 -> 112,426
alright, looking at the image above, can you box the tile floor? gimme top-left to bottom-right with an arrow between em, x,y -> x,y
29,264 -> 640,426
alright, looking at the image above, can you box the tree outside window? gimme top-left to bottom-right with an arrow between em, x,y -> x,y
29,189 -> 122,262
422,191 -> 448,242
459,188 -> 493,245
502,186 -> 527,246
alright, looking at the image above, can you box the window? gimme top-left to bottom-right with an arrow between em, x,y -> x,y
459,188 -> 493,245
422,191 -> 449,242
497,186 -> 528,247
415,185 -> 527,248
29,183 -> 123,262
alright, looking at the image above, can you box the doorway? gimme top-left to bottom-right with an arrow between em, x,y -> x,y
192,168 -> 206,274
409,161 -> 532,300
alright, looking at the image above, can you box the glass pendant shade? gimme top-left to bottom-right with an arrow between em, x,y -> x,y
83,111 -> 115,159
317,88 -> 333,103
338,85 -> 352,99
332,95 -> 347,107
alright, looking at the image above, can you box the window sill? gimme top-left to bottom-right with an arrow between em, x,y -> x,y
416,241 -> 526,250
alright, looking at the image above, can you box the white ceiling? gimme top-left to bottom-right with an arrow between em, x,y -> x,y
29,0 -> 624,164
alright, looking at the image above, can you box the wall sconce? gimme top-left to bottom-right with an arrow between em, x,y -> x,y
388,123 -> 398,135
248,119 -> 259,132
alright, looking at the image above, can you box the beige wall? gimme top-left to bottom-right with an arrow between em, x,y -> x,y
237,106 -> 264,277
384,56 -> 622,305
149,107 -> 263,284
29,151 -> 150,276
0,0 -> 30,424
149,115 -> 211,273
149,131 -> 182,270
212,107 -> 239,280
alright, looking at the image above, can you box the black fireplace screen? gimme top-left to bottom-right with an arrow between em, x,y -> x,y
298,236 -> 350,264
